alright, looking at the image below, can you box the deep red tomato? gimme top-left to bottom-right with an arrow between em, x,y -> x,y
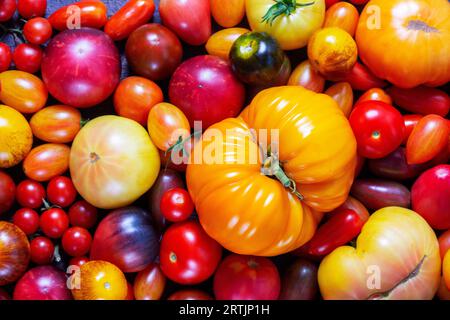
40,208 -> 69,239
213,254 -> 281,300
12,208 -> 40,235
403,114 -> 423,145
17,0 -> 46,18
0,170 -> 15,215
68,200 -> 98,229
12,43 -> 43,74
160,220 -> 222,285
160,188 -> 194,222
325,0 -> 340,8
159,0 -> 211,46
62,227 -> 92,257
349,0 -> 369,4
349,101 -> 405,159
29,236 -> 54,265
69,256 -> 89,267
23,17 -> 52,45
15,180 -> 46,209
0,43 -> 12,72
47,176 -> 77,208
0,0 -> 16,22
329,62 -> 387,91
0,288 -> 10,300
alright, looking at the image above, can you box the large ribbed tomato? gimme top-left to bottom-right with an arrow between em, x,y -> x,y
355,0 -> 450,88
187,86 -> 357,256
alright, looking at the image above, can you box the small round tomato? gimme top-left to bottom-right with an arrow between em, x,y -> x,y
0,43 -> 12,72
68,200 -> 98,229
160,220 -> 222,285
356,88 -> 392,105
23,17 -> 52,45
69,256 -> 89,268
12,208 -> 40,235
40,208 -> 69,239
12,43 -> 43,74
47,176 -> 77,208
0,0 -> 16,21
29,236 -> 54,265
402,115 -> 423,145
62,227 -> 92,257
349,101 -> 405,159
160,188 -> 194,222
15,180 -> 46,209
17,0 -> 47,18
0,170 -> 15,215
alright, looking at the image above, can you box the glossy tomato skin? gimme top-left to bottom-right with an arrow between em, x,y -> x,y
169,55 -> 245,129
324,2 -> 359,37
288,60 -> 325,93
23,144 -> 71,182
12,44 -> 43,74
160,188 -> 194,222
62,227 -> 92,257
105,0 -> 156,41
159,0 -> 211,46
439,230 -> 450,261
329,61 -> 386,91
324,82 -> 353,117
0,43 -> 12,72
279,259 -> 318,300
356,88 -> 392,105
48,1 -> 107,31
23,18 -> 52,45
68,200 -> 98,229
403,114 -> 423,145
160,220 -> 222,285
0,0 -> 16,21
206,28 -> 250,61
17,0 -> 46,19
40,208 -> 69,239
349,101 -> 405,159
69,256 -> 89,268
29,237 -> 54,265
13,208 -> 39,235
214,254 -> 280,300
133,263 -> 166,300
47,176 -> 77,208
0,170 -> 15,215
42,28 -> 120,108
210,0 -> 245,28
168,289 -> 213,300
126,24 -> 183,81
15,180 -> 45,209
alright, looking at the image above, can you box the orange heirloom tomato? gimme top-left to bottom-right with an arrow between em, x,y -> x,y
211,0 -> 245,28
0,70 -> 47,114
114,76 -> 164,126
318,207 -> 441,300
356,88 -> 392,106
0,105 -> 33,168
72,260 -> 128,300
323,1 -> 359,37
324,82 -> 353,117
147,102 -> 190,152
70,116 -> 160,209
187,86 -> 357,256
356,0 -> 450,88
206,28 -> 250,61
48,1 -> 108,31
288,60 -> 325,93
23,144 -> 71,182
104,0 -> 156,41
30,105 -> 82,144
308,27 -> 358,76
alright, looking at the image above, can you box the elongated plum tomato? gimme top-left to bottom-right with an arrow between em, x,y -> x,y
288,60 -> 325,93
42,28 -> 120,108
402,115 -> 423,145
328,61 -> 386,91
70,116 -> 160,209
318,207 -> 441,300
323,2 -> 359,37
324,82 -> 353,117
48,1 -> 107,31
205,28 -> 250,61
210,0 -> 245,28
133,263 -> 166,300
349,101 -> 405,159
23,144 -> 71,182
279,259 -> 318,300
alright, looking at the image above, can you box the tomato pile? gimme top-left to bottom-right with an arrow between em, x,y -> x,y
0,0 -> 449,301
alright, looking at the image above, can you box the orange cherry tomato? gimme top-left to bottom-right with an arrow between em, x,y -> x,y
147,102 -> 191,152
30,105 -> 82,143
356,88 -> 392,105
206,28 -> 250,61
23,144 -> 70,182
0,70 -> 47,114
72,260 -> 128,300
402,114 -> 423,145
114,76 -> 164,126
104,0 -> 155,41
48,1 -> 108,31
406,114 -> 450,165
133,263 -> 166,300
324,2 -> 359,37
288,60 -> 325,93
324,82 -> 353,117
210,0 -> 245,28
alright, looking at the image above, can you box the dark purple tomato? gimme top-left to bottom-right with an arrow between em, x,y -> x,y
279,259 -> 318,300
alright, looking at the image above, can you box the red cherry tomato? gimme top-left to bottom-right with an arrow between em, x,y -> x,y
17,0 -> 47,18
68,200 -> 98,229
349,101 -> 405,159
402,114 -> 423,145
69,256 -> 89,267
0,0 -> 16,22
12,208 -> 40,235
12,43 -> 43,74
0,170 -> 15,215
47,176 -> 77,208
23,17 -> 52,45
40,208 -> 69,239
62,227 -> 92,257
0,43 -> 12,72
15,180 -> 46,209
160,220 -> 222,285
29,236 -> 54,265
160,188 -> 194,222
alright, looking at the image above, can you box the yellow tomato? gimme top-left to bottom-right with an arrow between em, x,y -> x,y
318,207 -> 441,300
246,0 -> 325,50
0,105 -> 33,168
324,82 -> 354,117
206,28 -> 250,61
70,116 -> 160,209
